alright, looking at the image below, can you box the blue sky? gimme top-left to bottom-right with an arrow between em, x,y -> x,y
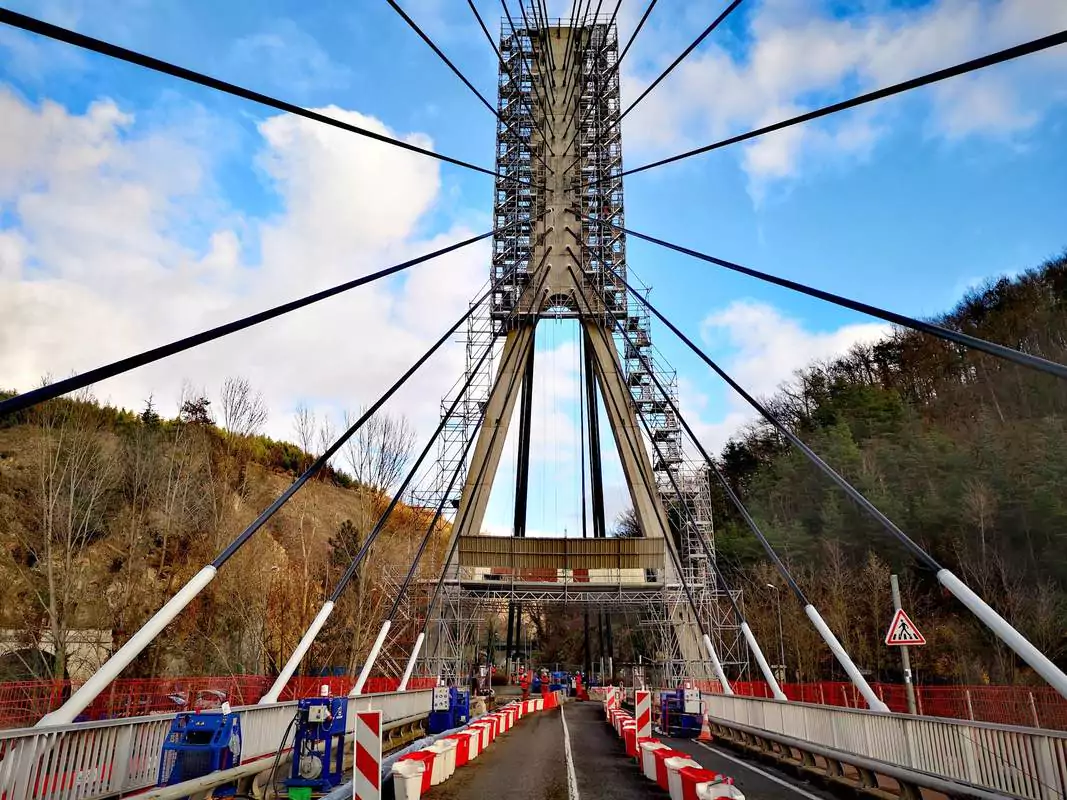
1,0 -> 1065,537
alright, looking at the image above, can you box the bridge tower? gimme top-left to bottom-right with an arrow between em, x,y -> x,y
423,14 -> 744,687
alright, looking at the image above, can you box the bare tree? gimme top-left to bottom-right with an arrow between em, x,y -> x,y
342,408 -> 416,495
611,507 -> 641,538
293,404 -> 316,466
12,387 -> 118,680
220,377 -> 267,439
317,416 -> 336,466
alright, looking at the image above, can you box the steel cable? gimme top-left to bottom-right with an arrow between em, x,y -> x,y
0,8 -> 521,183
0,223 -> 523,417
211,285 -> 495,568
386,0 -> 499,117
616,28 -> 1067,180
589,216 -> 1067,381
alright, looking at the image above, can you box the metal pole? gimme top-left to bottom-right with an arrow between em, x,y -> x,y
702,634 -> 734,696
768,584 -> 786,683
740,623 -> 785,700
890,574 -> 918,715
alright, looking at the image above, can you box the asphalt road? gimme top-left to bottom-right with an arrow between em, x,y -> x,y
421,700 -> 837,800
663,736 -> 840,800
423,705 -> 568,800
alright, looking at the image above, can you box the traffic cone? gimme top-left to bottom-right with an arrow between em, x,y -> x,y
697,711 -> 714,742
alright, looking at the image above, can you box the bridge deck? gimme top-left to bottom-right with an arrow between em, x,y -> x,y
427,700 -> 834,800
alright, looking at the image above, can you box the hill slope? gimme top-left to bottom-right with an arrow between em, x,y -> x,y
0,396 -> 444,681
714,252 -> 1067,685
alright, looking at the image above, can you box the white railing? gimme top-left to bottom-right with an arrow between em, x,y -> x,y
705,692 -> 1067,800
0,690 -> 432,800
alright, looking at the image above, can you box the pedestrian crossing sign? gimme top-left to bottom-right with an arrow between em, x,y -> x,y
885,608 -> 926,646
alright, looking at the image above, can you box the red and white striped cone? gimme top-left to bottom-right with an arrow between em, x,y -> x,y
354,710 -> 383,800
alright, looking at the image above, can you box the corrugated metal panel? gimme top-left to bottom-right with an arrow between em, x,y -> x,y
457,536 -> 663,569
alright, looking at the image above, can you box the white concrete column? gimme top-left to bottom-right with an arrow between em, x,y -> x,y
38,565 -> 218,727
740,622 -> 786,701
399,632 -> 426,691
805,604 -> 889,713
260,600 -> 336,704
351,620 -> 392,696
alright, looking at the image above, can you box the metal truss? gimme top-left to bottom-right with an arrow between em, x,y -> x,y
423,14 -> 747,686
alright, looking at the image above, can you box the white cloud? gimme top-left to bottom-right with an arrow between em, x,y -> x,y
0,87 -> 488,455
621,0 -> 1067,197
227,19 -> 352,98
683,299 -> 890,454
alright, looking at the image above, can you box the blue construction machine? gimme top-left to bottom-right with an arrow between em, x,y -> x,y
427,685 -> 471,734
285,696 -> 348,800
659,684 -> 703,738
157,709 -> 242,797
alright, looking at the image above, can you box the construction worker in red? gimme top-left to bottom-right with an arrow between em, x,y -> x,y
519,669 -> 531,701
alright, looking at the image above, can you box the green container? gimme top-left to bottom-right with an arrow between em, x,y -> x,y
288,787 -> 312,800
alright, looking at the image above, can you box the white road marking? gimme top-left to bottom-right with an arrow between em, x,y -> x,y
694,740 -> 825,800
560,704 -> 581,800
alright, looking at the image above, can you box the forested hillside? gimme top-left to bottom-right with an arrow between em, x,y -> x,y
2,253 -> 1064,691
715,253 -> 1067,686
0,381 -> 443,682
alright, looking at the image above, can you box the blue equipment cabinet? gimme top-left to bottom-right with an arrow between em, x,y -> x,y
427,685 -> 452,734
659,686 -> 702,738
427,686 -> 471,733
451,687 -> 471,726
286,696 -> 348,796
157,711 -> 242,796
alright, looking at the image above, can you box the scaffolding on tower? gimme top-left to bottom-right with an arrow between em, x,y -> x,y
422,11 -> 747,689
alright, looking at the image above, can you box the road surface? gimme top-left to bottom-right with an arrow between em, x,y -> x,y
421,700 -> 836,800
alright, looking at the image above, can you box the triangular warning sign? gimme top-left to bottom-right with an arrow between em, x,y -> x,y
885,608 -> 926,646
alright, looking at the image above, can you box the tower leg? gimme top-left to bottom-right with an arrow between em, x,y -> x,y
513,330 -> 536,538
584,331 -> 607,538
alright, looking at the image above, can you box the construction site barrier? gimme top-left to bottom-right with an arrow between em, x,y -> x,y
693,679 -> 1067,730
0,675 -> 438,729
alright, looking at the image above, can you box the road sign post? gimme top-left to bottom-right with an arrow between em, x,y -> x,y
889,574 -> 919,715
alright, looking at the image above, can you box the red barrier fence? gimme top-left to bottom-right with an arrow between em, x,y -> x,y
0,674 -> 439,730
695,680 -> 1067,730
7,672 -> 1063,731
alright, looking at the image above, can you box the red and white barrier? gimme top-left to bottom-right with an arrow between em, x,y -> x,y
635,690 -> 652,738
679,768 -> 734,800
389,689 -> 565,798
666,756 -> 702,800
602,691 -> 743,800
354,710 -> 382,800
391,759 -> 426,800
641,741 -> 669,780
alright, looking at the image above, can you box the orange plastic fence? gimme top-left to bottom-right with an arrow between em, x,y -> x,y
696,680 -> 1067,730
0,674 -> 439,729
7,673 -> 1061,731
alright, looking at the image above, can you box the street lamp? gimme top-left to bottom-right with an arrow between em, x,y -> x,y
767,583 -> 786,683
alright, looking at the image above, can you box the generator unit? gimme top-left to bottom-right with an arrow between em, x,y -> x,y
285,696 -> 348,798
659,685 -> 702,738
427,686 -> 471,734
157,710 -> 242,796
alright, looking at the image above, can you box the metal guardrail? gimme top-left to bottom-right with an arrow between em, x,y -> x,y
704,692 -> 1067,800
0,690 -> 432,800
